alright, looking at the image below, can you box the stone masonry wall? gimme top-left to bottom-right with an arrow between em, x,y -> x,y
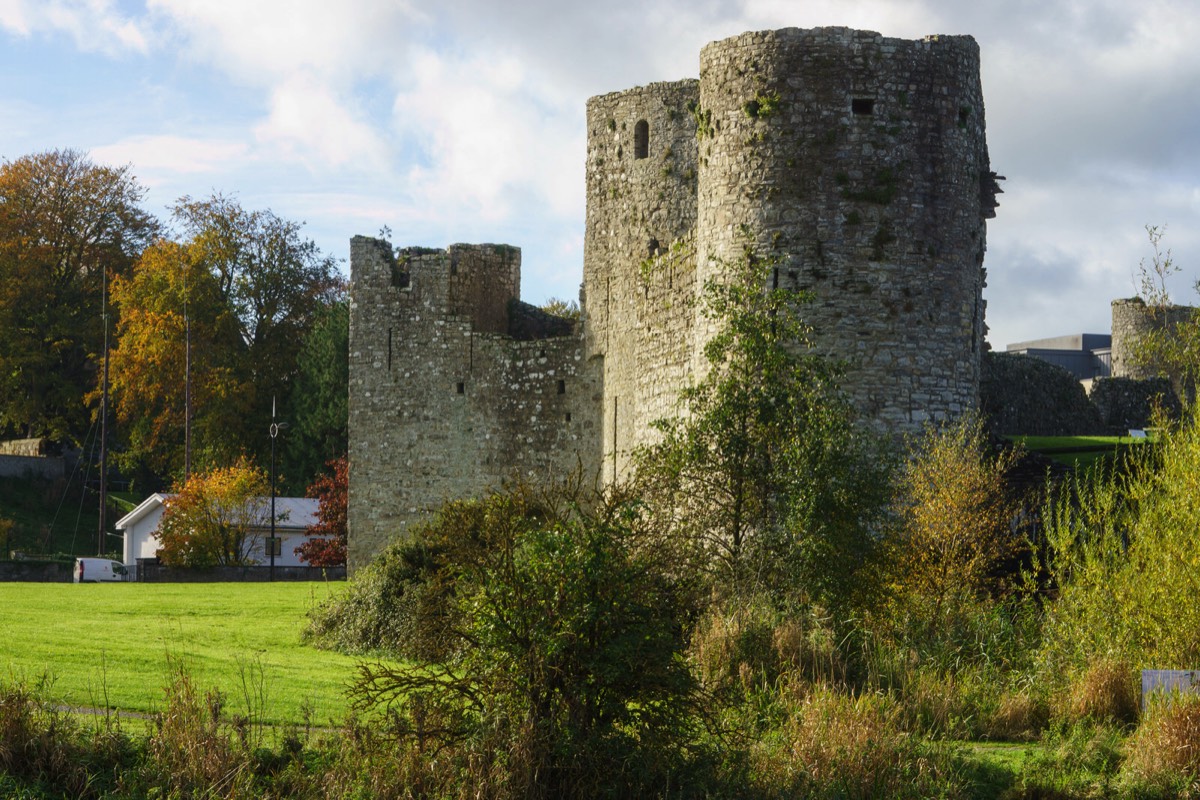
350,26 -> 997,567
695,28 -> 994,432
584,80 -> 701,480
1110,297 -> 1194,380
348,237 -> 601,569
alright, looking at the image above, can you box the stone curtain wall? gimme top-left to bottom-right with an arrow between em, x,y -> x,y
981,352 -> 1103,436
980,352 -> 1179,435
348,238 -> 601,569
1089,376 -> 1180,431
695,28 -> 994,432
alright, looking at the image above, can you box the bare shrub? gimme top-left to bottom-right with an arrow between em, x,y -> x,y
983,688 -> 1049,742
1121,692 -> 1200,796
0,678 -> 92,796
1062,659 -> 1139,726
752,684 -> 966,799
146,668 -> 250,797
691,599 -> 847,697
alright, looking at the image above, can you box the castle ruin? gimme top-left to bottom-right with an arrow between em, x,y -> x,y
348,27 -> 1001,568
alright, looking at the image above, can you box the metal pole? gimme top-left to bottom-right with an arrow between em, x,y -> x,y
270,396 -> 277,582
98,266 -> 109,556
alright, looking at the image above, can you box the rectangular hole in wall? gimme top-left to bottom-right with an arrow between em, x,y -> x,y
557,379 -> 566,395
456,382 -> 465,394
852,98 -> 875,115
565,412 -> 572,422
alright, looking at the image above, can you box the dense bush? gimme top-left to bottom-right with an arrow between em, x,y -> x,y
1040,405 -> 1200,683
1120,692 -> 1200,796
338,480 -> 711,798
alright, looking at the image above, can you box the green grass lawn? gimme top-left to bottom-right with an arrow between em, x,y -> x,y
0,581 -> 371,726
1006,433 -> 1153,469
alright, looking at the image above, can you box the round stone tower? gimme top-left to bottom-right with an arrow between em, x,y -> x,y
694,27 -> 997,431
1111,297 -> 1194,379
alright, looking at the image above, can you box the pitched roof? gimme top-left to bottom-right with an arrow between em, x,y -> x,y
115,494 -> 319,532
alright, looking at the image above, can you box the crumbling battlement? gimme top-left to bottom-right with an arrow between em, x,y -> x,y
350,26 -> 999,567
348,237 -> 602,567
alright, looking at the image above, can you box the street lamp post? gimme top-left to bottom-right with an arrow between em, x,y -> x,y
269,397 -> 287,581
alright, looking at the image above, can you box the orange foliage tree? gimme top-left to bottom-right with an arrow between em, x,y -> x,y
157,459 -> 270,567
108,239 -> 252,479
295,456 -> 347,567
0,149 -> 157,443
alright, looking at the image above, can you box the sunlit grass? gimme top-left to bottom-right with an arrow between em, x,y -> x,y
0,581 -> 366,726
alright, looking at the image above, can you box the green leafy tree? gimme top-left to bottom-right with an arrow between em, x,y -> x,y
635,249 -> 891,609
346,480 -> 708,797
282,299 -> 348,490
156,458 -> 270,567
1131,224 -> 1200,399
0,149 -> 157,443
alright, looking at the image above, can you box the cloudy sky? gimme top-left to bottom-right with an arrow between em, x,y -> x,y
2,0 -> 1198,350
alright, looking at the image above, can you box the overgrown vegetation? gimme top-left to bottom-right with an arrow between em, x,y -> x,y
14,236 -> 1200,797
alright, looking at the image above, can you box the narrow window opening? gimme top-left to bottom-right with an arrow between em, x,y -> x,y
557,379 -> 566,395
633,120 -> 649,159
565,412 -> 572,422
851,98 -> 875,115
456,382 -> 465,394
387,328 -> 393,371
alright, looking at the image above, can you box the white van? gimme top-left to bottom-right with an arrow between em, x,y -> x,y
74,558 -> 129,583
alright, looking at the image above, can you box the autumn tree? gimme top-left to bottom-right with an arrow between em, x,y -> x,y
295,455 -> 347,567
0,149 -> 157,443
156,459 -> 271,567
171,194 -> 342,413
108,195 -> 341,484
890,415 -> 1023,626
107,240 -> 252,480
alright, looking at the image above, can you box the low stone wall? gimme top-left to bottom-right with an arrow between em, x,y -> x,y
0,561 -> 74,582
136,561 -> 346,583
1089,376 -> 1181,432
981,352 -> 1103,436
0,454 -> 65,480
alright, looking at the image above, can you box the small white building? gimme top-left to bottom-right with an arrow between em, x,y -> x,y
116,494 -> 324,569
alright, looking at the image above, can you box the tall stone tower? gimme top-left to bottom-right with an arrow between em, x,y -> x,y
583,28 -> 999,478
349,26 -> 999,567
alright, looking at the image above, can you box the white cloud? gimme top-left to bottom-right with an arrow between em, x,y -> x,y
90,134 -> 250,182
0,0 -> 148,55
391,47 -> 583,224
253,74 -> 390,172
146,0 -> 425,85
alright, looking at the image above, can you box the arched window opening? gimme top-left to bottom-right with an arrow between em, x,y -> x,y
633,120 -> 649,159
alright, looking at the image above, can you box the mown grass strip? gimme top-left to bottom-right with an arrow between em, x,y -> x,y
0,581 -> 368,727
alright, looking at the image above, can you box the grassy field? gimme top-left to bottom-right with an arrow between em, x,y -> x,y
0,581 -> 370,726
1007,433 -> 1153,468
